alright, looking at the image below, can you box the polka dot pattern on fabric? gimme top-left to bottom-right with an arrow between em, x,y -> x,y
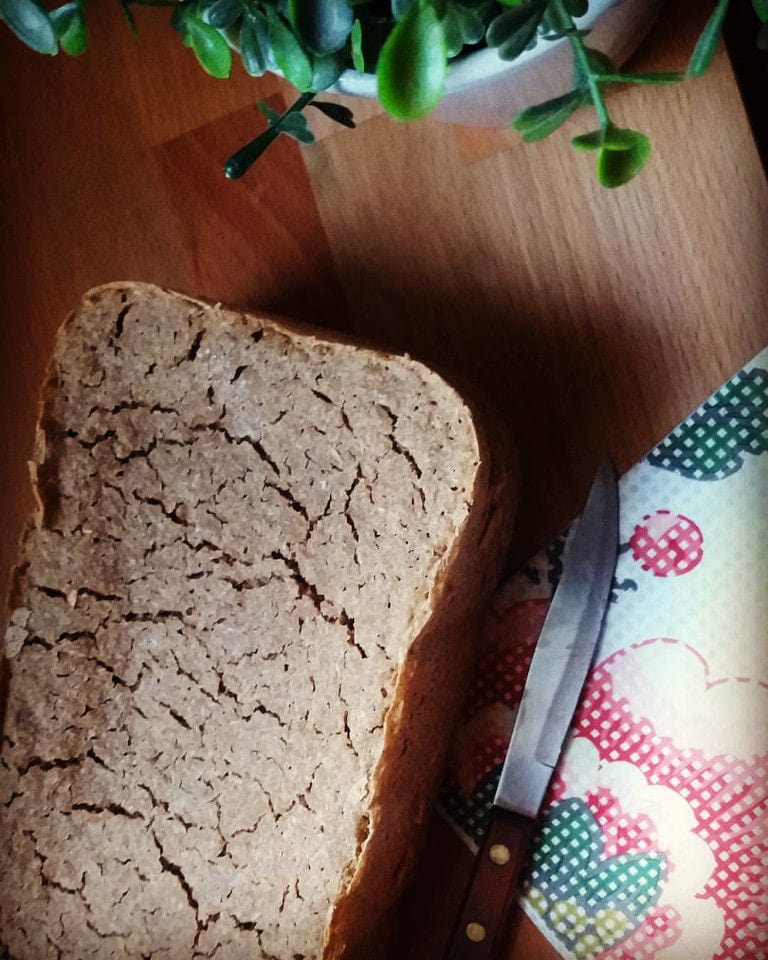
629,510 -> 704,577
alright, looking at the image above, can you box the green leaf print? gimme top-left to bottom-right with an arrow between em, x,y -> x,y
524,798 -> 667,957
648,367 -> 768,480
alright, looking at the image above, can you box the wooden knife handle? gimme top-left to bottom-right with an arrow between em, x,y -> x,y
444,807 -> 536,960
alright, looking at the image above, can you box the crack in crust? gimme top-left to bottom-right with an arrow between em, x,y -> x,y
0,283 -> 516,960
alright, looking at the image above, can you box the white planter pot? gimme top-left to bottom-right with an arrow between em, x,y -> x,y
332,0 -> 666,127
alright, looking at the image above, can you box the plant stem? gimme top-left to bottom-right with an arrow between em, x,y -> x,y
224,91 -> 316,179
599,72 -> 683,86
551,0 -> 610,128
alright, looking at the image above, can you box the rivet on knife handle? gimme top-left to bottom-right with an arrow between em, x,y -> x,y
444,807 -> 535,960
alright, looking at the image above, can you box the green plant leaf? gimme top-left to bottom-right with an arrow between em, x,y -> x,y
186,14 -> 232,76
443,2 -> 463,56
351,17 -> 364,71
290,0 -> 353,53
199,0 -> 242,28
596,128 -> 651,187
561,0 -> 587,15
0,0 -> 58,53
310,99 -> 356,127
240,7 -> 270,76
602,124 -> 647,150
268,9 -> 314,90
308,49 -> 346,89
279,110 -> 316,143
443,0 -> 484,56
171,0 -> 192,34
51,1 -> 87,54
571,43 -> 613,88
753,0 -> 768,22
486,0 -> 546,61
688,0 -> 729,77
513,87 -> 586,141
376,0 -> 447,120
455,3 -> 484,43
571,127 -> 604,151
539,8 -> 559,29
257,100 -> 283,124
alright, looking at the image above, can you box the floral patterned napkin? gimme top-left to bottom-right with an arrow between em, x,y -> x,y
439,349 -> 768,960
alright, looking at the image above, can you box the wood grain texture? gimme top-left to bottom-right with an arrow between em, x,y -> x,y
155,98 -> 348,324
304,0 -> 768,571
0,0 -> 766,957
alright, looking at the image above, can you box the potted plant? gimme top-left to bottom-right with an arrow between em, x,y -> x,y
0,0 -> 763,186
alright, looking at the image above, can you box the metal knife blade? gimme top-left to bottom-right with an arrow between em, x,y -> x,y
445,462 -> 619,960
494,459 -> 619,819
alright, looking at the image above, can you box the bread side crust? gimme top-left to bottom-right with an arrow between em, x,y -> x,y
322,363 -> 517,959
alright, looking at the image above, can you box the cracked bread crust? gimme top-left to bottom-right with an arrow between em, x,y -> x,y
0,282 -> 517,960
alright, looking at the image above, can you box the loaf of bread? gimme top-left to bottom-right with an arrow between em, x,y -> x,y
0,283 -> 517,960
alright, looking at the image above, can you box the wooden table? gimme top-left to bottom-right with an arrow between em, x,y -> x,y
1,3 -> 766,957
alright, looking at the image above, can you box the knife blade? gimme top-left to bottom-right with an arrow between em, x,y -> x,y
445,461 -> 619,960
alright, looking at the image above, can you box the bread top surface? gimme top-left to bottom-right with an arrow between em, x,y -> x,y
0,283 -> 490,959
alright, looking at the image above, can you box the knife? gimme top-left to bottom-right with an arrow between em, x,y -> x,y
445,461 -> 619,960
